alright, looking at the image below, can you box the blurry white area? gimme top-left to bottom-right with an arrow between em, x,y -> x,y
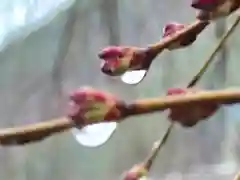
191,161 -> 238,175
161,162 -> 238,180
0,0 -> 75,51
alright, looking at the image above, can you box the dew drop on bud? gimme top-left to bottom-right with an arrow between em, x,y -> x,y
71,122 -> 117,147
121,70 -> 147,85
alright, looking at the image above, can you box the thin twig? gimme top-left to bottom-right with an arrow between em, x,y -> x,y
144,123 -> 174,170
140,16 -> 240,171
0,117 -> 74,145
187,16 -> 240,87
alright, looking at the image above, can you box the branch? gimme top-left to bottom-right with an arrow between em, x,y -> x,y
99,20 -> 209,82
0,17 -> 238,147
0,117 -> 73,145
0,19 -> 208,146
143,123 -> 174,171
188,15 -> 240,87
124,15 -> 240,177
2,89 -> 240,146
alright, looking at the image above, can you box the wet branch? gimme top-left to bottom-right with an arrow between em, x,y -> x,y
0,17 -> 238,148
131,15 -> 240,174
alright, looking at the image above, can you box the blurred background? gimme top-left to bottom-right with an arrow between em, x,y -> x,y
0,0 -> 240,179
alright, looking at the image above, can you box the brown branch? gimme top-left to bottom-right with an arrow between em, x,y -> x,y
122,90 -> 240,179
137,15 -> 240,172
0,20 -> 210,146
1,89 -> 240,146
0,17 -> 238,147
126,89 -> 240,118
0,117 -> 74,145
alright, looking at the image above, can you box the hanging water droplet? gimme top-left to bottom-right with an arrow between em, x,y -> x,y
71,122 -> 117,147
121,70 -> 147,85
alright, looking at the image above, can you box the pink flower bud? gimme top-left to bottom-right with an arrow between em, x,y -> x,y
167,88 -> 219,127
98,46 -> 152,76
67,87 -> 125,127
162,22 -> 199,50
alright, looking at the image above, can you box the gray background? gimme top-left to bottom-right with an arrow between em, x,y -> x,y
0,0 -> 240,179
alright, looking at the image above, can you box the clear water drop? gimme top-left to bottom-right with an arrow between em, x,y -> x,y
121,70 -> 147,85
71,122 -> 117,147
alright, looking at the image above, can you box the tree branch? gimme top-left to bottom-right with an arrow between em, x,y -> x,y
0,16 -> 238,148
131,15 -> 240,174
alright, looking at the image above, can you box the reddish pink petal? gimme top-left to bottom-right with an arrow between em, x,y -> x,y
163,23 -> 185,38
93,94 -> 106,102
123,172 -> 139,180
67,101 -> 80,117
98,46 -> 123,59
167,88 -> 186,96
69,91 -> 88,103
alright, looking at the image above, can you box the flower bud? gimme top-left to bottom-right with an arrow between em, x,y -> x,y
167,88 -> 219,127
67,87 -> 124,127
99,46 -> 150,76
162,22 -> 199,50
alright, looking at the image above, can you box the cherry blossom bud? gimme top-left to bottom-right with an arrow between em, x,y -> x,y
68,87 -> 127,147
162,22 -> 206,50
67,87 -> 124,127
99,46 -> 156,84
99,46 -> 149,76
167,88 -> 219,127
